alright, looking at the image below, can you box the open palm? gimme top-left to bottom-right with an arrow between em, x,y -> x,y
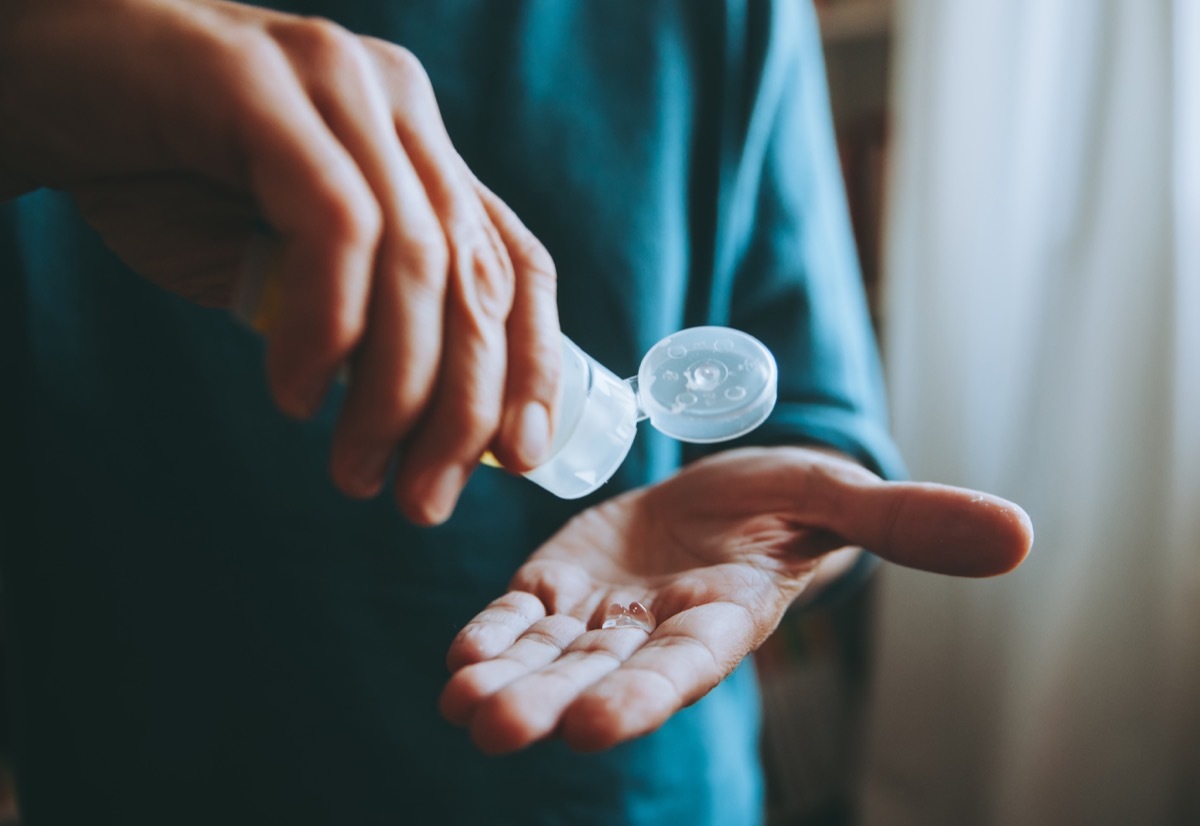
440,447 -> 1032,753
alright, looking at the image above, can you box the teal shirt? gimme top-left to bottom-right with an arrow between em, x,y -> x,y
0,2 -> 902,824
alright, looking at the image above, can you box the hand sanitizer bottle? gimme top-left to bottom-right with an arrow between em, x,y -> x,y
235,241 -> 777,499
524,327 -> 777,498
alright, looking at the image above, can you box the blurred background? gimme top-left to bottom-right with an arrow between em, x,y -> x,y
0,2 -> 1193,825
756,1 -> 1200,824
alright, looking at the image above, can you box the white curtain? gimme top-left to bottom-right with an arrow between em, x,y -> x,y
861,1 -> 1200,824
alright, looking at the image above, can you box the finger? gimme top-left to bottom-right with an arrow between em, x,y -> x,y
506,558 -> 598,619
807,464 -> 1034,577
365,40 -> 515,523
270,21 -> 451,498
440,613 -> 584,726
236,36 -> 380,418
473,182 -> 562,471
559,603 -> 756,752
445,591 -> 546,671
390,259 -> 508,524
466,626 -> 651,755
674,448 -> 1034,577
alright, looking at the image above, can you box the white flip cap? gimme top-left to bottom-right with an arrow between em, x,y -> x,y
636,326 -> 778,443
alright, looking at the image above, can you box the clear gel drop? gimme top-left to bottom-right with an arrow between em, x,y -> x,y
601,601 -> 656,633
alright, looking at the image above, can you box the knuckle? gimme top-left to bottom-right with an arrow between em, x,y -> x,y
316,187 -> 383,251
388,45 -> 429,81
398,233 -> 450,294
283,17 -> 366,75
513,235 -> 558,295
454,231 -> 515,322
223,30 -> 282,79
463,237 -> 516,321
371,42 -> 435,93
207,27 -> 288,105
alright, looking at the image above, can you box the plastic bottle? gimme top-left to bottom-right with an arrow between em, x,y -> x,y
523,326 -> 777,498
235,243 -> 777,499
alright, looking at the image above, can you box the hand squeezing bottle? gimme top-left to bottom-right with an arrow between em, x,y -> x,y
235,243 -> 778,499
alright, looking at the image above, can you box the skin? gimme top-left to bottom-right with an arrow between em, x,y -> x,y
0,0 -> 562,524
441,447 -> 1033,754
2,0 -> 1035,757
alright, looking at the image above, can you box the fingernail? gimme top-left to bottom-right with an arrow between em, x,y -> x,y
347,449 -> 391,498
508,402 -> 551,468
424,466 -> 464,524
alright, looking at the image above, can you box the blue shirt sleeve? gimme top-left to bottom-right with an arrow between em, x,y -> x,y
685,2 -> 905,608
687,1 -> 906,485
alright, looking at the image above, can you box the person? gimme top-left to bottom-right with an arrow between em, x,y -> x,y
0,1 -> 1032,824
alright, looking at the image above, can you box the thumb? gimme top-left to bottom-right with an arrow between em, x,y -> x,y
822,476 -> 1034,577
